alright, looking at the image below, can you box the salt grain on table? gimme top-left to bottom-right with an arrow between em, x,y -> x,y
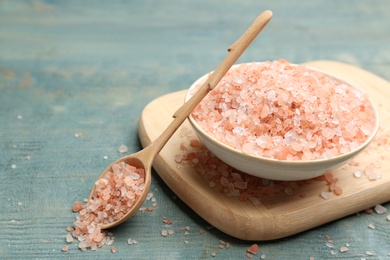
118,144 -> 128,153
374,204 -> 387,215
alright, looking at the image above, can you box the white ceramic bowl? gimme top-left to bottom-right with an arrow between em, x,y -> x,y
185,63 -> 379,181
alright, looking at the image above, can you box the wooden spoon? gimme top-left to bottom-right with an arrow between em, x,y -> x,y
90,10 -> 273,229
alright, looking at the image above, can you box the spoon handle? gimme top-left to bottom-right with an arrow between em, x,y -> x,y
146,10 -> 273,159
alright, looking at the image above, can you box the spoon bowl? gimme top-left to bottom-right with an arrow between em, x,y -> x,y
89,149 -> 153,229
88,10 -> 273,230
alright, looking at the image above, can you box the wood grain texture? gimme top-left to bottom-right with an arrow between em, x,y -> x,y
1,0 -> 390,259
139,61 -> 390,240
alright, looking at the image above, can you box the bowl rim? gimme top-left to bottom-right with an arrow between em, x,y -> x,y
185,62 -> 380,167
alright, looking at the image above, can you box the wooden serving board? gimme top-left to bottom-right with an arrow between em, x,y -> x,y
138,61 -> 390,241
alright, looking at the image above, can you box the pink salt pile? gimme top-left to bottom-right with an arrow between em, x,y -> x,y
176,127 -> 319,204
191,59 -> 376,161
68,162 -> 145,251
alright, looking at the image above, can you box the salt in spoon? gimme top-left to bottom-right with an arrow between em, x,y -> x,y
90,10 -> 273,230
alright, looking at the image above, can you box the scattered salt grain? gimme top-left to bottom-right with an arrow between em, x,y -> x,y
175,128 -> 339,205
247,244 -> 259,255
354,170 -> 363,178
321,191 -> 330,200
365,164 -> 381,180
161,230 -> 168,237
72,201 -> 83,212
368,223 -> 375,230
339,246 -> 349,253
333,186 -> 343,196
62,245 -> 69,252
17,202 -> 22,206
66,233 -> 73,243
374,204 -> 387,215
17,115 -> 23,120
387,215 -> 390,221
11,164 -> 16,169
325,242 -> 334,248
127,238 -> 138,245
146,192 -> 154,200
66,226 -> 74,232
74,132 -> 83,138
365,251 -> 374,256
103,156 -> 108,160
118,144 -> 128,153
365,208 -> 373,214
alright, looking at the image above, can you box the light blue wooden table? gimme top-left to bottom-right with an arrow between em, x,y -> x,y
1,1 -> 389,259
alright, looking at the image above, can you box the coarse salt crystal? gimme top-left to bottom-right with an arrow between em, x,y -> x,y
339,246 -> 348,253
374,204 -> 387,215
118,144 -> 128,153
191,60 -> 376,161
325,242 -> 334,248
354,170 -> 363,178
72,201 -> 83,212
74,132 -> 83,138
247,244 -> 259,255
66,233 -> 73,243
321,191 -> 330,200
365,164 -> 381,180
146,192 -> 154,200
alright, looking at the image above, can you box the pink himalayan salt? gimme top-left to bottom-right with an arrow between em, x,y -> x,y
71,162 -> 145,251
365,163 -> 381,180
72,201 -> 83,212
247,244 -> 259,255
191,59 -> 376,161
175,128 -> 331,204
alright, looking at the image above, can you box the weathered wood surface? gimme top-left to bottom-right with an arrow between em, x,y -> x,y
0,1 -> 389,259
